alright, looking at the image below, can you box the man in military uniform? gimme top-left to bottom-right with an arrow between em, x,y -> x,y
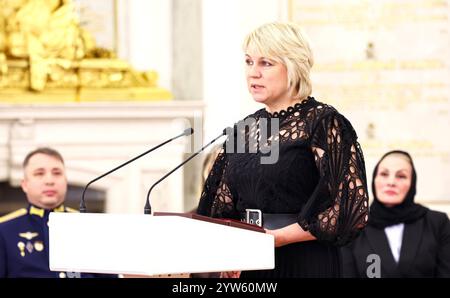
0,147 -> 114,278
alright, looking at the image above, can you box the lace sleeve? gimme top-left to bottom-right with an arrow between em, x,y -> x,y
298,112 -> 369,246
196,147 -> 238,219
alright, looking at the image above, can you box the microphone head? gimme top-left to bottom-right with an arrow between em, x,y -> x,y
183,128 -> 194,136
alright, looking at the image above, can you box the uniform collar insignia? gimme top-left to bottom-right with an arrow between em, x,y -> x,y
28,204 -> 66,217
19,231 -> 39,240
53,205 -> 65,213
29,206 -> 45,218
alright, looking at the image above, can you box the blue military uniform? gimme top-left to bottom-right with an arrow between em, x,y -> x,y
0,204 -> 113,278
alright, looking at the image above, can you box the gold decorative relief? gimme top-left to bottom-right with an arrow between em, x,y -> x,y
0,0 -> 172,102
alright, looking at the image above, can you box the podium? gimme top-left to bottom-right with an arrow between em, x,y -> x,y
48,213 -> 274,275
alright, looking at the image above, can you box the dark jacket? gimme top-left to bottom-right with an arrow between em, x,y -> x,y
0,204 -> 116,278
341,210 -> 450,278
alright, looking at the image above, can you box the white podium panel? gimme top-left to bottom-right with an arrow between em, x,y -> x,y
49,213 -> 274,275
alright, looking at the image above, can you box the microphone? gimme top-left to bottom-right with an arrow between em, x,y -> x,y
80,128 -> 194,213
144,128 -> 228,214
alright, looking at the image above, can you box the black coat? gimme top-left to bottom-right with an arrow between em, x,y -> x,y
341,210 -> 450,278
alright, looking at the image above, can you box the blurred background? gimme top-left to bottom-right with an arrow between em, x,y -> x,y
0,0 -> 449,216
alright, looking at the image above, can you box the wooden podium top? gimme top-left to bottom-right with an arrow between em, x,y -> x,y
153,212 -> 265,233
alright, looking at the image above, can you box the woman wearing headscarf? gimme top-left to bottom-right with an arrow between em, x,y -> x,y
341,150 -> 450,278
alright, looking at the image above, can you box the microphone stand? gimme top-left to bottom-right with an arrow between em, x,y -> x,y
80,128 -> 193,213
144,129 -> 227,215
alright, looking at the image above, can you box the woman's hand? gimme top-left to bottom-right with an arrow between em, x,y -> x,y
265,224 -> 316,247
265,228 -> 286,247
220,271 -> 241,278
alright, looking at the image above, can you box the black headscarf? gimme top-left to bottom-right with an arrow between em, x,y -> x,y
368,150 -> 428,229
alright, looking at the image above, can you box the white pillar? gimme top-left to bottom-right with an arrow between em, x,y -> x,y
117,0 -> 172,91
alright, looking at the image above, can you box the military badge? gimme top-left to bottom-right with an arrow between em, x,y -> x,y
26,241 -> 34,253
17,241 -> 25,257
19,231 -> 39,240
34,241 -> 44,252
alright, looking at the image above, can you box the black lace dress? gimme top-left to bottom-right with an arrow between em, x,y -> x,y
197,97 -> 369,278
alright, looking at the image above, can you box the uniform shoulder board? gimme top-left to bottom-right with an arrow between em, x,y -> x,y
65,207 -> 79,213
0,208 -> 27,224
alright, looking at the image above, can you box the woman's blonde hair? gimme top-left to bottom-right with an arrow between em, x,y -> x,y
243,22 -> 314,101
